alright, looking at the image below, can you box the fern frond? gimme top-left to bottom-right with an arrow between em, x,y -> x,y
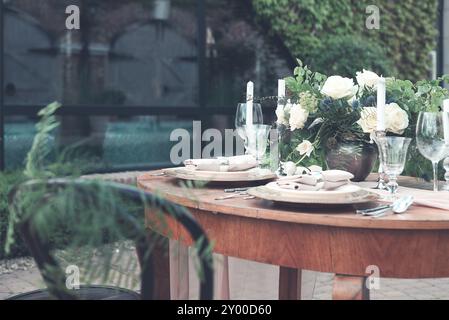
24,102 -> 62,179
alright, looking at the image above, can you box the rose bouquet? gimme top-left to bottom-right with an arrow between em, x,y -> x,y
277,60 -> 449,180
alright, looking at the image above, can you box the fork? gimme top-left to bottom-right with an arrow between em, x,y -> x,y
215,192 -> 254,201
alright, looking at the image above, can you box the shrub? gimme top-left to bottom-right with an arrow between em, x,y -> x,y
309,36 -> 395,78
253,0 -> 438,81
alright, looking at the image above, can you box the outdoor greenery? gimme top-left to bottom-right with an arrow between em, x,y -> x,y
253,0 -> 439,81
0,0 -> 444,261
0,102 -> 89,260
0,171 -> 27,260
1,102 -> 213,295
308,36 -> 395,78
253,0 -> 443,179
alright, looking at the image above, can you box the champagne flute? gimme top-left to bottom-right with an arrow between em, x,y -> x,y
235,103 -> 263,141
416,112 -> 449,192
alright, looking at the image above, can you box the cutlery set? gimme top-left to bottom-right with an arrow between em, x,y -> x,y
162,168 -> 416,216
218,188 -> 415,218
357,195 -> 414,218
215,189 -> 255,201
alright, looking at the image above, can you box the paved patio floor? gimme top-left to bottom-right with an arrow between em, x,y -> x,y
2,247 -> 449,300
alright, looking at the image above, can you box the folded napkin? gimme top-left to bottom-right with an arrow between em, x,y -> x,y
374,186 -> 449,211
183,155 -> 258,172
277,170 -> 354,191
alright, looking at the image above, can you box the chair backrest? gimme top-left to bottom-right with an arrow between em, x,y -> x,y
8,179 -> 214,300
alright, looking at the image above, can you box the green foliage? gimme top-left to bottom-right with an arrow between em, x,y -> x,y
0,171 -> 27,260
2,102 -> 213,293
384,76 -> 449,180
4,103 -> 154,280
0,102 -> 144,260
252,0 -> 439,81
308,36 -> 395,78
415,76 -> 449,112
282,60 -> 449,180
24,102 -> 61,179
284,59 -> 326,100
385,76 -> 449,137
284,60 -> 365,147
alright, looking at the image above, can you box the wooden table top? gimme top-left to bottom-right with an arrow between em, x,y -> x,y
137,171 -> 449,231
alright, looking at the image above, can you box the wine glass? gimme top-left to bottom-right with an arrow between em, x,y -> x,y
373,131 -> 387,190
416,112 -> 449,192
243,125 -> 271,163
377,137 -> 412,199
235,103 -> 263,141
444,157 -> 449,191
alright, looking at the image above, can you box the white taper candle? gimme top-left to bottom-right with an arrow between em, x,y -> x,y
278,79 -> 286,108
246,81 -> 254,127
377,77 -> 386,131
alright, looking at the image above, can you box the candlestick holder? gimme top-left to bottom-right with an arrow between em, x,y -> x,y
373,130 -> 388,190
444,157 -> 449,191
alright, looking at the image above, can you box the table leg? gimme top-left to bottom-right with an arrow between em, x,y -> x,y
332,275 -> 370,300
279,267 -> 302,300
147,237 -> 170,300
170,240 -> 190,300
215,255 -> 230,300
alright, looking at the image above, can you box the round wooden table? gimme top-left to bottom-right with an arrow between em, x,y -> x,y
138,171 -> 449,300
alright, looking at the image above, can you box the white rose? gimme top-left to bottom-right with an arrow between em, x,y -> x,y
296,140 -> 314,157
321,76 -> 358,100
275,105 -> 288,126
386,103 -> 409,134
357,104 -> 409,135
283,162 -> 297,176
357,107 -> 378,134
289,104 -> 309,131
356,69 -> 380,89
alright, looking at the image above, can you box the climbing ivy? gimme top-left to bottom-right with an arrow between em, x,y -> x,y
253,0 -> 439,81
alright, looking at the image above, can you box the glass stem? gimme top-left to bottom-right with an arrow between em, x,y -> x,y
387,174 -> 398,199
433,162 -> 439,192
378,162 -> 385,182
376,158 -> 386,190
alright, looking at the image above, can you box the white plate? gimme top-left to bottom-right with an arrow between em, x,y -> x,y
248,182 -> 379,205
163,167 -> 277,182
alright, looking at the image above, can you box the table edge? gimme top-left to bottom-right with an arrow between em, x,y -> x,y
137,173 -> 449,231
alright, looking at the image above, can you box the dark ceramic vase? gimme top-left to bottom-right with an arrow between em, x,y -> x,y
325,141 -> 378,182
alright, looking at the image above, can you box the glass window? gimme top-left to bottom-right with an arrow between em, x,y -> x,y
3,5 -> 60,105
3,0 -> 199,107
2,0 -> 291,171
5,115 -> 193,171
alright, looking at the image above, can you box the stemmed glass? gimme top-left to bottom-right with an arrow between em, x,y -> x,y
243,125 -> 271,163
444,158 -> 449,191
416,112 -> 449,192
377,137 -> 412,199
373,131 -> 387,190
235,103 -> 264,141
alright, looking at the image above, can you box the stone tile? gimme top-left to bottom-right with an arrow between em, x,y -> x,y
4,252 -> 449,300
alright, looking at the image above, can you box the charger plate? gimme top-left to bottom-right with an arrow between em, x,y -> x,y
248,182 -> 379,205
163,167 -> 277,182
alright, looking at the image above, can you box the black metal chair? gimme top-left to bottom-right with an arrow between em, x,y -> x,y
6,179 -> 214,300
